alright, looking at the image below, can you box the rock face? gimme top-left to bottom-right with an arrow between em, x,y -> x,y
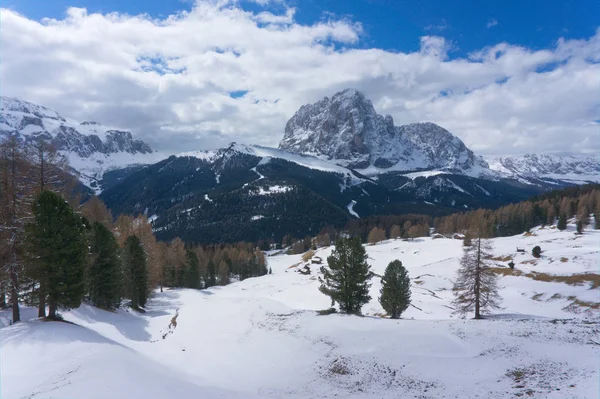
279,89 -> 490,174
489,153 -> 600,183
0,96 -> 160,192
0,97 -> 153,157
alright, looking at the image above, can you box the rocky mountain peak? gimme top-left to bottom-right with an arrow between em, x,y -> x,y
279,89 -> 489,175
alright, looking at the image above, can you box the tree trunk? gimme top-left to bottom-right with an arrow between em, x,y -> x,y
38,280 -> 46,318
48,297 -> 57,319
474,237 -> 481,319
0,280 -> 6,308
10,257 -> 20,323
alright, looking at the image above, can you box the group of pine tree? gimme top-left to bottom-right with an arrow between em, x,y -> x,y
0,137 -> 267,323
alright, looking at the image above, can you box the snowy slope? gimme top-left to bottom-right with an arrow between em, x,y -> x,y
489,153 -> 600,184
0,97 -> 165,192
2,221 -> 598,399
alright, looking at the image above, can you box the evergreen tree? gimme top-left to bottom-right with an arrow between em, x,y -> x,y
319,237 -> 373,314
452,237 -> 501,319
185,249 -> 200,289
576,219 -> 583,234
379,260 -> 411,319
595,213 -> 600,230
89,222 -> 122,310
557,214 -> 567,230
26,191 -> 87,319
206,259 -> 217,287
124,235 -> 148,309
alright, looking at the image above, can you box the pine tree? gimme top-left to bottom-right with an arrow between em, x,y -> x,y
557,214 -> 567,230
185,249 -> 200,289
26,191 -> 87,319
379,260 -> 411,319
124,235 -> 148,309
89,222 -> 122,310
452,237 -> 501,319
206,259 -> 217,287
576,219 -> 583,234
319,237 -> 373,314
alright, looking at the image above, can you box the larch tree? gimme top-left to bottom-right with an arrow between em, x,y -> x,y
0,137 -> 33,322
124,235 -> 148,309
26,191 -> 88,319
452,237 -> 501,319
81,196 -> 113,228
367,227 -> 386,244
379,260 -> 411,319
319,237 -> 373,314
390,225 -> 402,239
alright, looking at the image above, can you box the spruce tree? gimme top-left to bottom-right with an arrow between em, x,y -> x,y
452,237 -> 501,319
319,237 -> 373,314
124,235 -> 148,309
557,214 -> 567,230
206,259 -> 217,287
576,219 -> 583,234
379,260 -> 411,319
26,190 -> 87,319
185,249 -> 200,289
89,222 -> 122,310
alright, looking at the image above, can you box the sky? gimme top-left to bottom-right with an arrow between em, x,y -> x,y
1,0 -> 599,156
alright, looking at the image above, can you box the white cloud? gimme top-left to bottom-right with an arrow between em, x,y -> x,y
487,19 -> 498,28
1,1 -> 598,156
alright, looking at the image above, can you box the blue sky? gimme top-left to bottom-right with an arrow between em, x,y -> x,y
1,0 -> 599,155
6,0 -> 598,57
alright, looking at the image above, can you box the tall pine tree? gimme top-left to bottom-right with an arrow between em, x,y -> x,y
89,222 -> 122,310
185,249 -> 200,289
319,237 -> 373,314
379,260 -> 411,319
557,214 -> 567,231
124,235 -> 148,309
26,191 -> 87,319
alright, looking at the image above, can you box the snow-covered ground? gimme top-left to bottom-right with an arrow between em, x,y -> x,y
2,222 -> 599,398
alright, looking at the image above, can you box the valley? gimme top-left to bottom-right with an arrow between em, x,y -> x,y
2,219 -> 598,399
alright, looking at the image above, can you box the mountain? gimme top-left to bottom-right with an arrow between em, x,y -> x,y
489,153 -> 600,184
100,143 -> 542,244
0,97 -> 164,192
279,89 -> 492,178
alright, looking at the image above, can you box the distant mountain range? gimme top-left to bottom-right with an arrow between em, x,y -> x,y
0,96 -> 163,192
2,92 -> 598,243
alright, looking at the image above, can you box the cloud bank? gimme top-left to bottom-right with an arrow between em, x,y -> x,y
1,1 -> 598,155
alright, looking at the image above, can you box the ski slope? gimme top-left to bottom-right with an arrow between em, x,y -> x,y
2,221 -> 599,399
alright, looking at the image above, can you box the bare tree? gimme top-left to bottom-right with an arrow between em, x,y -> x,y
0,137 -> 34,322
452,236 -> 501,319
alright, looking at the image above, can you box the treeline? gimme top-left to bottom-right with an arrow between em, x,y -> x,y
433,184 -> 600,237
0,138 -> 267,323
279,184 -> 600,250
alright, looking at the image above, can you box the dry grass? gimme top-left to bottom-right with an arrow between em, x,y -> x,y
287,262 -> 302,269
413,280 -> 424,285
523,231 -> 536,237
569,299 -> 600,310
560,257 -> 569,263
520,260 -> 538,265
491,255 -> 513,262
531,293 -> 544,301
302,249 -> 316,263
489,268 -> 600,289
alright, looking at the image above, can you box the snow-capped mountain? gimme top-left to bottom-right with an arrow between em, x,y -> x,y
489,153 -> 600,184
0,97 -> 164,192
279,89 -> 493,178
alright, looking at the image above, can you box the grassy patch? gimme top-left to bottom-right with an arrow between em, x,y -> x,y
491,255 -> 513,262
302,249 -> 316,263
548,293 -> 564,301
413,280 -> 424,285
531,293 -> 544,301
560,257 -> 568,262
317,308 -> 337,316
523,231 -> 536,237
489,268 -> 600,289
